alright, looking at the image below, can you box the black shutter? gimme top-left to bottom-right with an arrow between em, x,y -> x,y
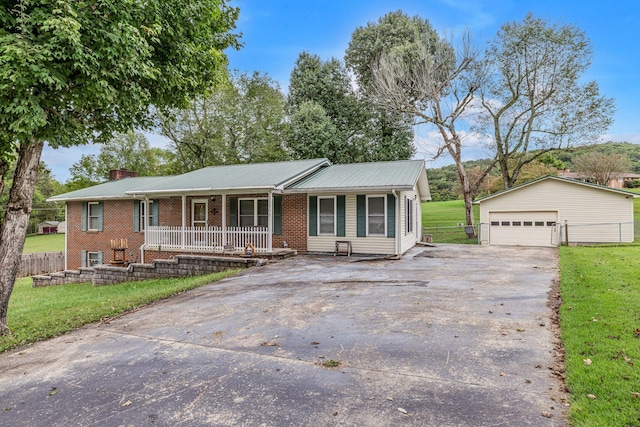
356,195 -> 366,237
309,196 -> 318,236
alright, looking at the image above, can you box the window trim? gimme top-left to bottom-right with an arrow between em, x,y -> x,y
139,200 -> 155,231
191,198 -> 208,227
366,195 -> 387,236
87,202 -> 100,231
317,196 -> 336,236
238,197 -> 269,227
405,196 -> 414,235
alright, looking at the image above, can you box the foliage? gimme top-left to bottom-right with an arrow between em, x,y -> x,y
0,270 -> 238,352
66,132 -> 171,190
22,233 -> 65,254
476,13 -> 614,188
161,71 -> 289,172
572,152 -> 630,186
559,246 -> 640,426
287,52 -> 414,164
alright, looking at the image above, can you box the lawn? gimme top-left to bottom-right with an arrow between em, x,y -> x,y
421,200 -> 480,244
22,233 -> 65,253
559,245 -> 640,426
0,270 -> 238,353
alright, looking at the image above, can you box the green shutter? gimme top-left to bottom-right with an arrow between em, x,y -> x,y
97,251 -> 104,265
273,196 -> 282,235
133,201 -> 140,232
151,199 -> 159,226
97,202 -> 104,231
309,196 -> 318,236
356,195 -> 366,237
81,250 -> 87,267
81,202 -> 87,231
387,194 -> 395,238
336,195 -> 345,237
229,197 -> 238,226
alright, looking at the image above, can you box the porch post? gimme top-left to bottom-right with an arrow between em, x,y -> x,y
268,191 -> 273,251
222,194 -> 227,246
181,195 -> 186,249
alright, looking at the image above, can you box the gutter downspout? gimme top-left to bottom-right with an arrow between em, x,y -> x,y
64,203 -> 68,270
392,190 -> 400,257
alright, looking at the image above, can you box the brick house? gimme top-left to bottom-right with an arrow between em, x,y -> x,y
48,159 -> 431,269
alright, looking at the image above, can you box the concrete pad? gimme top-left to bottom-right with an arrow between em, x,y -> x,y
0,244 -> 566,426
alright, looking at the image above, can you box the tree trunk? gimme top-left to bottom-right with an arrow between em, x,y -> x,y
449,142 -> 477,238
0,139 -> 44,334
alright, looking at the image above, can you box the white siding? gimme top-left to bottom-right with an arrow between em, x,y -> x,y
400,190 -> 420,254
479,179 -> 635,245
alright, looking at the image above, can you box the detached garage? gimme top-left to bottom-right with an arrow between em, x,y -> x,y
475,176 -> 637,247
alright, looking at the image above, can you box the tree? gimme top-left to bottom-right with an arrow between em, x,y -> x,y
0,0 -> 240,333
573,152 -> 630,186
66,132 -> 170,190
161,71 -> 289,172
286,101 -> 342,160
476,13 -> 615,189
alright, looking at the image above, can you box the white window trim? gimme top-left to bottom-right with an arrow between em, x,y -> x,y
366,195 -> 386,236
406,196 -> 414,235
318,196 -> 336,236
87,201 -> 100,231
87,251 -> 100,267
191,198 -> 208,227
238,198 -> 268,227
139,200 -> 154,231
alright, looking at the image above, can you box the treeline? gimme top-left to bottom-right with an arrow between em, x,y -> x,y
427,142 -> 640,201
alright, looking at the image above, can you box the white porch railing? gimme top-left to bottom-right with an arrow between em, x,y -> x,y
146,226 -> 270,252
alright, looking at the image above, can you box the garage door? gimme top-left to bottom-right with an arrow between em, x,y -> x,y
488,211 -> 559,247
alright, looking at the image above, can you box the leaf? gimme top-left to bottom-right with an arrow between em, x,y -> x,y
48,387 -> 58,396
397,407 -> 408,414
583,358 -> 592,365
587,394 -> 597,400
122,400 -> 132,407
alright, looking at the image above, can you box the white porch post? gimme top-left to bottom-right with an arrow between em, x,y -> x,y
181,195 -> 186,249
222,194 -> 227,246
268,191 -> 273,251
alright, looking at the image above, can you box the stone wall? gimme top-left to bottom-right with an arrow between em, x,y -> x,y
32,255 -> 266,288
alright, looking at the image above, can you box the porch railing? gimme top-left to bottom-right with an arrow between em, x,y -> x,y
146,225 -> 270,252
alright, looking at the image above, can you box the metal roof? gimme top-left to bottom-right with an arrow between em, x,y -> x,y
473,175 -> 639,204
47,177 -> 168,202
287,160 -> 431,200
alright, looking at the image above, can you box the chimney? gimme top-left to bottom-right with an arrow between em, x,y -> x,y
109,169 -> 138,181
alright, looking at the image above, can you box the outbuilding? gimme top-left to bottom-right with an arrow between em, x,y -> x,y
475,176 -> 637,247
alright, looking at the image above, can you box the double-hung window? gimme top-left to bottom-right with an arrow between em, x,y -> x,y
192,199 -> 208,227
405,196 -> 414,234
87,202 -> 101,231
318,197 -> 336,235
239,199 -> 268,227
139,201 -> 154,231
367,196 -> 386,236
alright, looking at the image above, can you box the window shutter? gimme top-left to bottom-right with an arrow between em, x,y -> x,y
133,201 -> 140,232
387,194 -> 395,238
336,195 -> 345,237
81,202 -> 87,231
273,196 -> 282,235
81,250 -> 87,267
356,195 -> 366,237
309,196 -> 318,236
97,251 -> 103,265
151,199 -> 159,226
97,202 -> 104,232
229,197 -> 238,226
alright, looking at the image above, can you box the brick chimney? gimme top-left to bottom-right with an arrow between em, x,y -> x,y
109,169 -> 138,181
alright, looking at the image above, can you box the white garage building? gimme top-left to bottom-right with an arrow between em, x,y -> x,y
475,176 -> 637,247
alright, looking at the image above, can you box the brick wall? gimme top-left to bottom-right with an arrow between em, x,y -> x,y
275,194 -> 307,252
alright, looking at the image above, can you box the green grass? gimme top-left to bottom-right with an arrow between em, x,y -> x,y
22,233 -> 65,253
0,270 -> 238,353
421,200 -> 480,244
559,246 -> 640,426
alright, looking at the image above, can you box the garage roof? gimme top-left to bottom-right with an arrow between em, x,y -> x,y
474,175 -> 639,204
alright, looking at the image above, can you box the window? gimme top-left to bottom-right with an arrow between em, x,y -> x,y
535,221 -> 544,226
546,221 -> 556,227
367,196 -> 386,235
523,221 -> 533,226
318,197 -> 335,235
239,198 -> 269,227
88,252 -> 100,267
512,221 -> 522,226
490,221 -> 499,226
405,197 -> 414,234
192,199 -> 208,227
88,202 -> 101,230
139,201 -> 154,231
501,221 -> 510,226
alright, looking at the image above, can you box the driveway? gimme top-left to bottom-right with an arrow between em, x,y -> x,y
0,244 -> 566,426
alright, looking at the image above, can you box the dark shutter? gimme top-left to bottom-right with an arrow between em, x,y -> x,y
309,196 -> 318,236
97,202 -> 104,231
336,195 -> 345,237
356,195 -> 366,237
97,251 -> 104,265
81,250 -> 87,267
81,202 -> 87,231
229,197 -> 238,226
387,194 -> 395,238
133,201 -> 140,232
273,196 -> 282,235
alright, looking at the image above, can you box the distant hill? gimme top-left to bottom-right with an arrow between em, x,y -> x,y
427,142 -> 640,201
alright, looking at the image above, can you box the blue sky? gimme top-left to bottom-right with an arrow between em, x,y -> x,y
43,0 -> 640,180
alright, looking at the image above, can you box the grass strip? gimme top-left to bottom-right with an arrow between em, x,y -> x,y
1,270 -> 239,353
559,246 -> 640,426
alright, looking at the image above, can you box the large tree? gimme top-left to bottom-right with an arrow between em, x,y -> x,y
161,71 -> 289,172
476,13 -> 615,188
0,0 -> 240,333
573,152 -> 630,186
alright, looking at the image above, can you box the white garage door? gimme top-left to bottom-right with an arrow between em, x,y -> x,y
489,211 -> 559,247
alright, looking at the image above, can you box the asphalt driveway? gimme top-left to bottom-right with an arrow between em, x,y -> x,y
0,244 -> 566,426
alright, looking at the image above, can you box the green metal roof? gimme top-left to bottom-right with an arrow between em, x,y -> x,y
287,160 -> 431,200
47,177 -> 168,202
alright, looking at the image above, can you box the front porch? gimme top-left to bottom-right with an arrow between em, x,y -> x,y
144,225 -> 273,253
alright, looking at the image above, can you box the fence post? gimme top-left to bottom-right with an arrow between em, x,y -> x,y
620,223 -> 622,243
564,220 -> 569,245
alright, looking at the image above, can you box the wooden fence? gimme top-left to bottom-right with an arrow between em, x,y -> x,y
19,251 -> 65,278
